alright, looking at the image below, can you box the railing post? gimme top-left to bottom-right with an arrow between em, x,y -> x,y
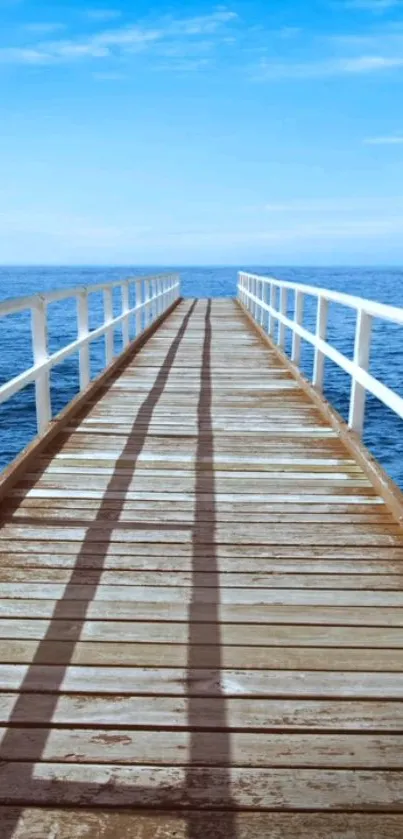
161,278 -> 166,311
152,278 -> 158,320
121,283 -> 130,348
152,278 -> 157,319
136,280 -> 143,335
144,279 -> 151,325
262,281 -> 268,331
291,290 -> 304,366
269,284 -> 276,339
349,309 -> 372,435
278,287 -> 287,348
260,280 -> 265,326
103,288 -> 114,365
313,296 -> 329,390
31,297 -> 51,435
77,290 -> 90,391
154,278 -> 159,317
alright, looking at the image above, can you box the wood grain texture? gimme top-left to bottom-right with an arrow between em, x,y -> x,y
0,297 -> 402,835
1,810 -> 403,839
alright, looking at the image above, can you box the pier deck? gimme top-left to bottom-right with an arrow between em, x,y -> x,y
0,297 -> 403,837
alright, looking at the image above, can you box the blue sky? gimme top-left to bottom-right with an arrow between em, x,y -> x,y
0,0 -> 403,265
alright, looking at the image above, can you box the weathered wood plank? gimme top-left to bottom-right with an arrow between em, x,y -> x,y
1,764 -> 403,808
2,728 -> 403,767
1,568 -> 403,589
3,639 -> 403,670
1,619 -> 403,647
1,693 -> 403,730
2,583 -> 403,606
2,599 -> 403,625
2,525 -> 401,546
2,810 -> 403,839
2,554 -> 403,573
1,543 -> 402,559
2,666 -> 403,697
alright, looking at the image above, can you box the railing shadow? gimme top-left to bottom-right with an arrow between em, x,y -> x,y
187,299 -> 236,837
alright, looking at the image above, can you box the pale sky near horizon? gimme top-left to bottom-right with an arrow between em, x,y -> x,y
0,0 -> 403,265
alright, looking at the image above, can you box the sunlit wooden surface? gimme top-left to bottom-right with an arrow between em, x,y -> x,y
0,298 -> 403,837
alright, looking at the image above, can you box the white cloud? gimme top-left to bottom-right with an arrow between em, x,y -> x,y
257,53 -> 403,79
364,134 -> 403,143
0,9 -> 238,65
0,47 -> 49,64
341,54 -> 403,70
22,23 -> 66,35
169,10 -> 237,35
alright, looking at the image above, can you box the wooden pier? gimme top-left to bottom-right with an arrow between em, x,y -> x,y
0,290 -> 403,837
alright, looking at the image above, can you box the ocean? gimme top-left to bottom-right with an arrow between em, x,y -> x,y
0,265 -> 402,488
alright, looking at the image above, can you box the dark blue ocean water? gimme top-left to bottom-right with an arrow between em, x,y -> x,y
0,266 -> 402,488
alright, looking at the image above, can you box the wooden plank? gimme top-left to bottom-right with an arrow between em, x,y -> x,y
2,555 -> 403,573
4,506 -> 394,524
2,693 -> 403,730
1,568 -> 403,589
3,583 -> 403,606
2,665 -> 403,697
2,619 -> 403,647
3,599 -> 403,625
8,489 -> 384,503
2,728 -> 403,768
2,810 -> 403,839
1,543 -> 402,559
24,459 -> 366,475
2,526 -> 401,547
3,639 -> 403,670
1,763 -> 403,808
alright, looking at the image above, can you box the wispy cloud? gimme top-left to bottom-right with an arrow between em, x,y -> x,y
0,8 -> 238,66
22,23 -> 66,36
364,134 -> 403,143
257,53 -> 403,79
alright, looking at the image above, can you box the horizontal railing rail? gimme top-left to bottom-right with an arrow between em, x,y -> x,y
0,272 -> 180,436
238,270 -> 403,436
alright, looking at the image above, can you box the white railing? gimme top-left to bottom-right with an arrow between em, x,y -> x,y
238,271 -> 403,436
0,272 -> 180,436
